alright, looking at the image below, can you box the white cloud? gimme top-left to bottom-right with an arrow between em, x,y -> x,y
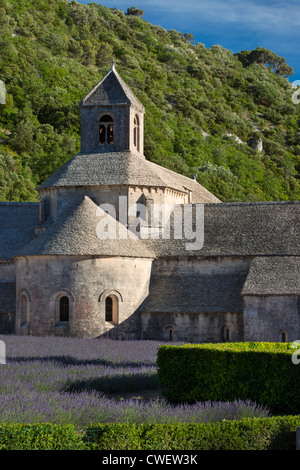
80,0 -> 300,31
143,0 -> 300,32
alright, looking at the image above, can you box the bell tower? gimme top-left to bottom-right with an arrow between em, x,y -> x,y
79,64 -> 145,155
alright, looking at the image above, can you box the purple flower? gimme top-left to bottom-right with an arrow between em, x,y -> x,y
0,335 -> 270,426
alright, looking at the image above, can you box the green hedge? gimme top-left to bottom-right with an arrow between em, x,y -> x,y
0,423 -> 86,450
84,416 -> 300,450
1,417 -> 300,450
156,342 -> 300,413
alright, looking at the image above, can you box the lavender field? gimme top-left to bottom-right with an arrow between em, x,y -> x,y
0,335 -> 270,427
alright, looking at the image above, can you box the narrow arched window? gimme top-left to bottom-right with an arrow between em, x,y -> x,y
280,330 -> 287,342
222,326 -> 230,342
105,296 -> 113,322
164,326 -> 174,341
99,115 -> 114,145
105,295 -> 118,324
60,296 -> 69,322
133,115 -> 140,152
20,294 -> 28,325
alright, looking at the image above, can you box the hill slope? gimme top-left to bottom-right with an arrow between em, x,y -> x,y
0,0 -> 299,202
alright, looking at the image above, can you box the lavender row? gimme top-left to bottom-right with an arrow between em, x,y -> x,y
0,390 -> 270,427
0,335 -> 270,426
1,335 -> 162,365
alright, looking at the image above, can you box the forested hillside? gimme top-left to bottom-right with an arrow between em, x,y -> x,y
0,0 -> 299,202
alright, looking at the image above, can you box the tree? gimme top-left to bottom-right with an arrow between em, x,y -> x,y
126,6 -> 144,18
183,33 -> 195,43
0,151 -> 37,202
235,47 -> 293,77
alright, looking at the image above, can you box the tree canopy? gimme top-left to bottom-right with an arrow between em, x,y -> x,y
0,0 -> 299,202
126,6 -> 144,18
235,47 -> 294,78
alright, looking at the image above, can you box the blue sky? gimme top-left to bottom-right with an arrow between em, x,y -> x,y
78,0 -> 300,82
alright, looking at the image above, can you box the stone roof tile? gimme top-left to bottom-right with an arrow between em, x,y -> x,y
0,281 -> 15,313
37,151 -> 220,203
0,203 -> 39,260
241,256 -> 300,295
141,271 -> 248,313
80,64 -> 144,112
16,196 -> 155,258
144,201 -> 300,257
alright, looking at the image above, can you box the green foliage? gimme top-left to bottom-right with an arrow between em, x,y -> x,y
1,417 -> 300,450
0,423 -> 86,450
84,417 -> 300,450
157,342 -> 300,414
236,47 -> 294,77
0,0 -> 299,202
0,148 -> 38,201
86,423 -> 142,450
126,6 -> 144,18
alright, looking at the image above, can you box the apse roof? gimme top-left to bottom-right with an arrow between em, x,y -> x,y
16,196 -> 155,258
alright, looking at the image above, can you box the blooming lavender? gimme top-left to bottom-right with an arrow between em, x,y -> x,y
0,335 -> 270,426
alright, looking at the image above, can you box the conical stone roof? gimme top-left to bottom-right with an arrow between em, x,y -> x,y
15,196 -> 155,258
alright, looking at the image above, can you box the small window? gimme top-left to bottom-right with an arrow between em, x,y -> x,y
99,115 -> 114,145
20,294 -> 28,325
105,296 -> 113,322
60,296 -> 69,322
280,330 -> 287,342
222,326 -> 230,342
165,326 -> 174,341
133,114 -> 140,152
105,295 -> 118,324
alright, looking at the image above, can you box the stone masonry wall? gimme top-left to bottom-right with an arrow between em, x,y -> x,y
140,256 -> 250,342
15,255 -> 152,338
0,261 -> 16,334
141,311 -> 243,343
243,295 -> 300,342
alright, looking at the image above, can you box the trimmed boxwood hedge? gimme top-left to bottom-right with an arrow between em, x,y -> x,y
0,417 -> 300,450
84,416 -> 300,450
0,423 -> 86,450
156,342 -> 300,413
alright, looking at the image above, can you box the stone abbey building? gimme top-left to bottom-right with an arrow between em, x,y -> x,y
0,65 -> 299,342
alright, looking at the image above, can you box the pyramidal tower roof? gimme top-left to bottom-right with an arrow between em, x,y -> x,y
80,63 -> 144,113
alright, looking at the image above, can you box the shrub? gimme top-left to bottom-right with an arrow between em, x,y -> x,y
85,423 -> 142,450
85,416 -> 300,450
0,423 -> 86,450
156,342 -> 300,413
0,417 -> 299,450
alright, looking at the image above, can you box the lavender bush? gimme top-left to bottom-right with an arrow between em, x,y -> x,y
0,335 -> 270,427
